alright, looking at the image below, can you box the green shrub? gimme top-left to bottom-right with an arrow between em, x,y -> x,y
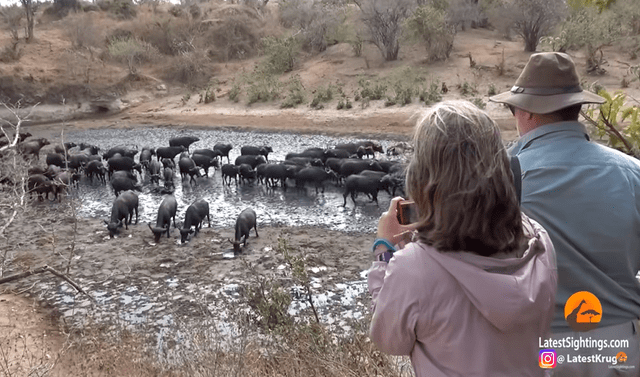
459,80 -> 478,96
583,89 -> 640,157
471,97 -> 486,109
357,77 -> 387,101
554,7 -> 622,74
418,80 -> 443,105
228,82 -> 242,103
280,75 -> 306,109
385,67 -> 427,107
199,83 -> 216,104
310,84 -> 335,109
244,68 -> 282,105
567,0 -> 615,12
337,96 -> 352,110
242,258 -> 293,330
108,37 -> 158,74
405,4 -> 456,62
488,83 -> 497,96
260,35 -> 300,75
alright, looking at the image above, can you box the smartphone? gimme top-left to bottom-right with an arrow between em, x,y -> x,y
397,200 -> 418,225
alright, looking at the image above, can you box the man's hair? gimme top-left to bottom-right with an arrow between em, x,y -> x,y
550,104 -> 582,121
406,100 -> 524,256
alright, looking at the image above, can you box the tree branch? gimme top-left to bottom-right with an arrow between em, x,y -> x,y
0,265 -> 95,302
581,109 -> 635,155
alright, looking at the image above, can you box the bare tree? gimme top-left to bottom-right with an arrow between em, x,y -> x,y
489,0 -> 567,52
19,0 -> 35,42
353,0 -> 414,61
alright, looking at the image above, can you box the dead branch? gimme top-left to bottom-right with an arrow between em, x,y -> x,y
0,265 -> 95,303
0,156 -> 27,240
0,101 -> 39,152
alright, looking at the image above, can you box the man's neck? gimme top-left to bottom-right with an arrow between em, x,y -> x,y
518,113 -> 564,136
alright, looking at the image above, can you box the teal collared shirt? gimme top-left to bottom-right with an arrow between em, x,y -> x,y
509,121 -> 640,332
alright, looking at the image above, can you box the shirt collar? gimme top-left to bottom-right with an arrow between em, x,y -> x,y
510,121 -> 590,154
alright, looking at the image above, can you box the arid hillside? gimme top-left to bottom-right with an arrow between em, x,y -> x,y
0,0 -> 638,142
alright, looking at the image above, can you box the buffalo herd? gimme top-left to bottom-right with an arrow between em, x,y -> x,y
1,132 -> 409,250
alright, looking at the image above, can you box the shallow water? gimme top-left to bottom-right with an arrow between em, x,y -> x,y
30,126 -> 406,360
66,127 -> 403,233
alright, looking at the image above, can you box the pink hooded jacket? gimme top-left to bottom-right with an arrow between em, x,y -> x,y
368,214 -> 557,377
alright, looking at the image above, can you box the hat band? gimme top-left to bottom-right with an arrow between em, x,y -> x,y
510,85 -> 583,95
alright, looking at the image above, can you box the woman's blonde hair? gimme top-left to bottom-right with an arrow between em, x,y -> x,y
406,100 -> 524,256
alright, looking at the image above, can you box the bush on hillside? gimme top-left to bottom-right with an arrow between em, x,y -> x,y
97,0 -> 137,19
353,0 -> 414,61
108,36 -> 158,74
164,50 -> 214,89
204,5 -> 264,62
280,75 -> 306,109
259,35 -> 300,74
64,13 -> 104,49
279,0 -> 348,52
357,76 -> 387,101
553,7 -> 622,74
487,0 -> 567,52
0,40 -> 21,63
405,3 -> 456,62
243,67 -> 282,105
448,0 -> 485,30
611,0 -> 640,36
1,5 -> 23,41
42,0 -> 78,19
133,17 -> 198,56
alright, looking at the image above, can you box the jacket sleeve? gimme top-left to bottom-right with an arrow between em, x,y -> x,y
367,254 -> 421,356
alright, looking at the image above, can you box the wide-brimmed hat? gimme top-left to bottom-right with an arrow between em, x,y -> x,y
489,52 -> 605,114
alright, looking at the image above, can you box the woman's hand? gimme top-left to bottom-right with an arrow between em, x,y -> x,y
377,197 -> 418,246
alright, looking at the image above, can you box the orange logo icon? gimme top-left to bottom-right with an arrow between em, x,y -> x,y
564,291 -> 602,332
617,352 -> 628,364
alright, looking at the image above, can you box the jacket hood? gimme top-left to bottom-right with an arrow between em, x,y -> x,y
428,216 -> 556,331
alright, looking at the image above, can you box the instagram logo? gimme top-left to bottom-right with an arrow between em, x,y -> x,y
539,349 -> 557,369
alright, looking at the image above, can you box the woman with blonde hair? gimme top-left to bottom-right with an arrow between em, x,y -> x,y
368,100 -> 557,376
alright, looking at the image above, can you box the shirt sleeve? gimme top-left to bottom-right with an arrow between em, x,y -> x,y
367,254 -> 421,356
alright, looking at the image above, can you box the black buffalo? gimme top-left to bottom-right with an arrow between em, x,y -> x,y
170,136 -> 200,152
179,199 -> 211,243
110,175 -> 142,197
148,195 -> 178,242
342,174 -> 386,206
157,146 -> 186,160
240,146 -> 274,162
295,167 -> 336,194
229,208 -> 259,253
191,154 -> 219,177
213,143 -> 233,163
235,155 -> 266,169
221,164 -> 240,185
104,190 -> 139,238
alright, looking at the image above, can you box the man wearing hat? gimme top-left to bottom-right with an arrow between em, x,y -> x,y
491,52 -> 640,376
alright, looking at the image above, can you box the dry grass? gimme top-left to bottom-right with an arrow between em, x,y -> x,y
48,316 -> 411,377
